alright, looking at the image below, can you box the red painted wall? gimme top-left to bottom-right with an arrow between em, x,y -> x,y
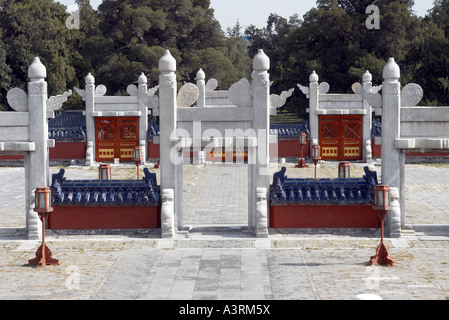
148,140 -> 160,159
48,206 -> 160,230
271,140 -> 311,158
270,205 -> 380,228
49,142 -> 86,160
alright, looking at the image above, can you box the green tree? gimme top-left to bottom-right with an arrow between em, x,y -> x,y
0,0 -> 76,110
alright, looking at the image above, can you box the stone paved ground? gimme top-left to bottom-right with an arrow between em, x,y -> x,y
0,161 -> 449,302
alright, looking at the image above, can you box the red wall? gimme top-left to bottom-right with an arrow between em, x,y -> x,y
49,142 -> 86,160
49,206 -> 160,230
270,205 -> 380,228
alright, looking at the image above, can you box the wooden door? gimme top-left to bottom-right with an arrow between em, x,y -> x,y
95,117 -> 139,162
341,115 -> 363,160
319,115 -> 363,161
319,115 -> 340,160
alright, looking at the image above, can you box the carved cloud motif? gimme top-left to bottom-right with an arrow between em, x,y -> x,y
177,83 -> 199,108
401,83 -> 423,107
228,78 -> 252,107
6,87 -> 28,111
47,90 -> 72,111
205,78 -> 218,91
270,88 -> 294,109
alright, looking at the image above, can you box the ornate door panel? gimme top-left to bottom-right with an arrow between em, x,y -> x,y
319,116 -> 340,160
118,118 -> 139,161
95,117 -> 139,162
96,118 -> 116,162
341,116 -> 363,160
319,115 -> 363,161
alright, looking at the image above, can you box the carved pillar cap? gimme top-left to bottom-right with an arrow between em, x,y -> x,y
159,50 -> 176,73
383,58 -> 400,80
363,70 -> 372,83
309,71 -> 319,83
253,49 -> 270,72
28,57 -> 46,81
196,68 -> 205,80
85,73 -> 95,85
138,72 -> 147,85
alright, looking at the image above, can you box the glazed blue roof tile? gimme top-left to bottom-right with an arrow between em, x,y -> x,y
48,110 -> 86,141
269,122 -> 310,138
50,168 -> 160,207
270,166 -> 378,206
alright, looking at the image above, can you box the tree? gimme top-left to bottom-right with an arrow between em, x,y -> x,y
0,0 -> 75,110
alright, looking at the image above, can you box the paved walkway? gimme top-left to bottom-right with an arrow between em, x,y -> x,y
1,162 -> 449,302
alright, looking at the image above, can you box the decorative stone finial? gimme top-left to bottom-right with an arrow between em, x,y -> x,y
159,50 -> 176,73
138,72 -> 147,85
363,70 -> 372,83
253,49 -> 270,72
309,71 -> 319,83
86,73 -> 95,85
196,68 -> 205,80
28,57 -> 46,81
383,58 -> 400,80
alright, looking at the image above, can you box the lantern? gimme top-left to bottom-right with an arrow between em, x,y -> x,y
374,185 -> 392,211
312,145 -> 321,161
99,163 -> 111,180
28,187 -> 59,266
312,145 -> 321,179
370,184 -> 394,266
34,187 -> 53,213
299,132 -> 307,145
295,132 -> 309,168
338,161 -> 350,178
133,146 -> 143,179
133,146 -> 143,163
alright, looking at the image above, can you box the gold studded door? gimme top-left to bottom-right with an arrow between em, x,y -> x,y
95,117 -> 139,162
319,115 -> 363,161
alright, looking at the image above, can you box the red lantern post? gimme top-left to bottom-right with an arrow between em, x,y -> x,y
312,145 -> 321,179
133,146 -> 143,179
295,132 -> 309,168
370,185 -> 394,266
28,187 -> 59,266
338,161 -> 350,178
99,163 -> 111,180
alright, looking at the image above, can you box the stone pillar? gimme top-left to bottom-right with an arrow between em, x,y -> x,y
138,73 -> 148,164
158,50 -> 180,233
26,57 -> 49,240
161,189 -> 175,238
309,71 -> 319,156
196,69 -> 206,108
381,58 -> 402,237
256,187 -> 268,238
362,71 -> 373,162
85,73 -> 95,166
250,49 -> 270,234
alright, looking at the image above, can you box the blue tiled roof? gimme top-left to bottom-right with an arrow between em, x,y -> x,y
48,111 -> 86,141
270,122 -> 310,138
270,166 -> 378,206
50,168 -> 160,207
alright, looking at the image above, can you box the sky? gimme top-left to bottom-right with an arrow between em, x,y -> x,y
58,0 -> 436,31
